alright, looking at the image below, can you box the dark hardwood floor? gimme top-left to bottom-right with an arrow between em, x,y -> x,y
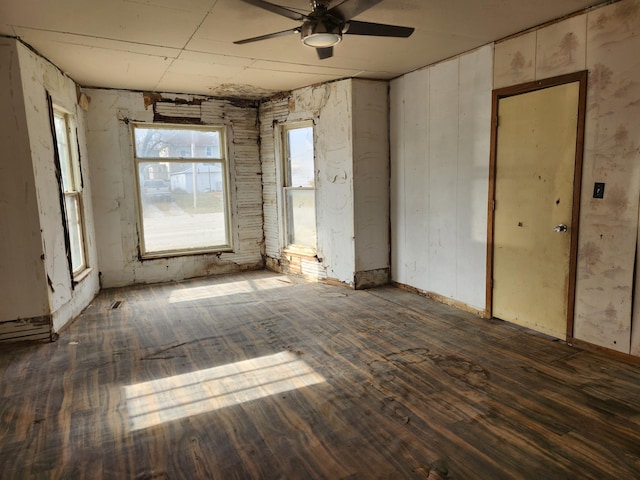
1,271 -> 640,479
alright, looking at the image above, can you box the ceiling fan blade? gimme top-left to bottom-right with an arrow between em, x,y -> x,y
234,28 -> 300,45
239,0 -> 307,21
328,0 -> 383,21
316,47 -> 334,59
345,20 -> 414,37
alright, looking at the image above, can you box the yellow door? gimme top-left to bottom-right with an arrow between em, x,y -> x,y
493,81 -> 580,339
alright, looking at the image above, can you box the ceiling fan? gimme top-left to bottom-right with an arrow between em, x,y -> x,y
234,0 -> 415,59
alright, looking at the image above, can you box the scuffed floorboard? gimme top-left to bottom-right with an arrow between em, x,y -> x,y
0,271 -> 639,478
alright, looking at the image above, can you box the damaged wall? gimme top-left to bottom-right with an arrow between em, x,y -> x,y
0,38 -> 100,340
0,39 -> 50,341
85,89 -> 263,287
260,79 -> 389,287
390,45 -> 493,313
17,42 -> 100,333
494,0 -> 640,354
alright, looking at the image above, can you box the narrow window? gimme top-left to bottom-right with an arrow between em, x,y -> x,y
132,124 -> 231,257
283,123 -> 316,251
53,108 -> 87,276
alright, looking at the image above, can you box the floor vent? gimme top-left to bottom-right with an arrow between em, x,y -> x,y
110,300 -> 123,310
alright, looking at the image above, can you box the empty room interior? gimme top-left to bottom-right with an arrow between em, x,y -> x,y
1,0 -> 640,477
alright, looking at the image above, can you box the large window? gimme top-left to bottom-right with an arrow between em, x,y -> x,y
53,108 -> 87,276
132,124 -> 231,257
282,123 -> 316,251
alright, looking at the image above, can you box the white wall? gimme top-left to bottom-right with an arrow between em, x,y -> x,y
390,45 -> 493,312
0,39 -> 50,326
85,89 -> 263,288
261,79 -> 389,287
16,43 -> 100,332
314,81 -> 356,283
0,38 -> 99,339
353,80 -> 390,281
261,81 -> 352,282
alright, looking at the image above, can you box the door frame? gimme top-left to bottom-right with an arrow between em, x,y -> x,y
485,71 -> 588,339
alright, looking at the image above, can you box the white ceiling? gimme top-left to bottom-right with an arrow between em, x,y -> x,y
0,0 -> 604,99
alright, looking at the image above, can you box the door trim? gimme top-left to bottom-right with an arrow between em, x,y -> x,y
486,71 -> 588,339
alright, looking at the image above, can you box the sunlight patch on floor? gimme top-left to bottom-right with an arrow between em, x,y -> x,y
168,278 -> 290,304
124,351 -> 325,431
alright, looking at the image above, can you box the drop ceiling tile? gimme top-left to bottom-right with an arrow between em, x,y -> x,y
13,27 -> 181,58
177,50 -> 255,68
249,59 -> 361,77
229,67 -> 345,92
44,43 -> 172,91
4,0 -> 213,48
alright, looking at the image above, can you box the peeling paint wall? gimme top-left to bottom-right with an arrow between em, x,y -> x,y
390,45 -> 493,312
0,38 -> 100,340
85,89 -> 263,288
314,81 -> 355,284
16,42 -> 100,333
0,39 -> 50,332
494,0 -> 640,354
260,79 -> 389,287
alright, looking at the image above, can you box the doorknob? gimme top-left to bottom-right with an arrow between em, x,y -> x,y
553,224 -> 568,233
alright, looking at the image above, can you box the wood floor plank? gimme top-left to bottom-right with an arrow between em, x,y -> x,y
1,271 -> 640,478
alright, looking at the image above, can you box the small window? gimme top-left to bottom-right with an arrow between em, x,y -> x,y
53,108 -> 87,276
132,124 -> 231,257
282,123 -> 316,251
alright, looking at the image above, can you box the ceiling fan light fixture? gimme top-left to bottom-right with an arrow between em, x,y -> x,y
301,19 -> 342,48
302,32 -> 342,47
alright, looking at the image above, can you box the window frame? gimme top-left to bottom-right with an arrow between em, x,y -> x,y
131,122 -> 233,258
280,121 -> 317,255
52,106 -> 88,279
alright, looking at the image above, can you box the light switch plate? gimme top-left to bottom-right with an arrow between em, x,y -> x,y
593,182 -> 605,199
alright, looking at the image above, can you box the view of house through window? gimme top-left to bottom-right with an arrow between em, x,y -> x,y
132,124 -> 231,256
53,108 -> 86,276
283,124 -> 316,251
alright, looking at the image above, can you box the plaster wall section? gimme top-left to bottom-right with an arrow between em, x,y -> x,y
314,81 -> 355,284
352,79 -> 390,286
16,42 -> 100,333
260,81 -> 355,284
390,45 -> 492,312
85,89 -> 263,288
0,39 -> 49,324
494,0 -> 640,354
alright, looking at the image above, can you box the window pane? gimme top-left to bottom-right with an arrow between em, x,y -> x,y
287,127 -> 314,187
139,161 -> 228,253
286,189 -> 316,248
54,114 -> 74,190
134,127 -> 221,159
65,195 -> 85,273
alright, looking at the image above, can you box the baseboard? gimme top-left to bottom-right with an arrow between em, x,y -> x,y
0,315 -> 52,344
567,337 -> 640,366
391,281 -> 489,318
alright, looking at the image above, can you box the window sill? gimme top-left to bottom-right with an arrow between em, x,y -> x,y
73,267 -> 93,285
140,247 -> 234,260
283,246 -> 319,260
